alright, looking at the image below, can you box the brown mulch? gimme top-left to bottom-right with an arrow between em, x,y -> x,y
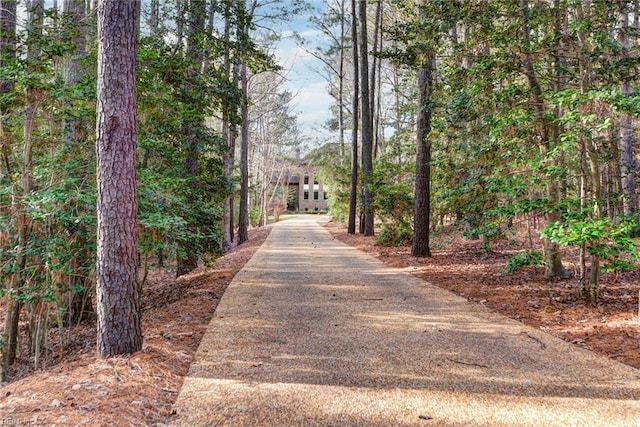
326,221 -> 640,370
0,227 -> 270,426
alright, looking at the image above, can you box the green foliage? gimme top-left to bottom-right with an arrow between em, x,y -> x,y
506,250 -> 543,274
540,216 -> 639,273
0,3 -> 99,348
375,222 -> 412,247
0,0 -> 296,378
310,148 -> 352,224
371,159 -> 414,222
327,183 -> 350,223
464,221 -> 504,252
376,0 -> 640,267
136,32 -> 233,270
368,158 -> 415,247
249,207 -> 261,227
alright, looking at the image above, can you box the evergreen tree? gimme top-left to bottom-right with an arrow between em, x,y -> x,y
95,0 -> 142,357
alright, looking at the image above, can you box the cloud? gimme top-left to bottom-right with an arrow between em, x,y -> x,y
291,81 -> 333,142
295,82 -> 332,116
277,45 -> 316,74
274,39 -> 334,139
298,28 -> 326,40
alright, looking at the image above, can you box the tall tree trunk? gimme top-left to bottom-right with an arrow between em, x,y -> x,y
222,112 -> 233,251
176,0 -> 206,276
519,0 -> 566,278
373,24 -> 384,158
578,145 -> 587,295
0,0 -> 17,382
412,22 -> 434,258
208,0 -> 216,33
96,0 -> 142,357
370,0 -> 382,157
237,0 -> 258,244
176,0 -> 185,48
359,0 -> 374,236
618,6 -> 638,216
347,0 -> 359,235
238,62 -> 250,244
221,0 -> 233,251
149,0 -> 160,37
134,0 -> 141,38
229,120 -> 237,243
63,0 -> 86,134
61,0 -> 90,326
185,0 -> 206,169
587,140 -> 602,300
2,0 -> 43,380
338,0 -> 346,160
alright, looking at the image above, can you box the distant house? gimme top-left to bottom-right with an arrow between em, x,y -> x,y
274,165 -> 328,213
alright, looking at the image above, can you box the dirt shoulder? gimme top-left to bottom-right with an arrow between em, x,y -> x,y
326,221 -> 640,370
0,227 -> 270,426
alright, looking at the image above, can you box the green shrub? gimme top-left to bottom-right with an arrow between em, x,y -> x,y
249,207 -> 261,227
375,221 -> 412,247
506,250 -> 543,274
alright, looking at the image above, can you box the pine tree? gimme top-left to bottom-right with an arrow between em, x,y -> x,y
95,0 -> 142,357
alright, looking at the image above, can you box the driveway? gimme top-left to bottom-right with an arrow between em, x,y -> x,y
172,216 -> 640,426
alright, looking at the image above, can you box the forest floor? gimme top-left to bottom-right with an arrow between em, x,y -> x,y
1,217 -> 639,426
0,227 -> 271,426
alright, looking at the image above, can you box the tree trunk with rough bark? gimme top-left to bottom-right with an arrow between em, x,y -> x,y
359,0 -> 374,236
61,0 -> 90,326
96,0 -> 142,357
412,35 -> 434,258
238,62 -> 250,244
176,0 -> 207,276
618,6 -> 638,217
519,0 -> 566,278
221,0 -> 234,251
347,0 -> 359,235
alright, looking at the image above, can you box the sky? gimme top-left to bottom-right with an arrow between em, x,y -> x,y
268,1 -> 336,149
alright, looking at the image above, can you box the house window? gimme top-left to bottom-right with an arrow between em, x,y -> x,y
324,191 -> 328,200
313,190 -> 319,200
303,175 -> 309,200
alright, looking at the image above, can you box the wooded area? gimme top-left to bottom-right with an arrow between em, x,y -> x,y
0,0 -> 638,382
313,0 -> 640,297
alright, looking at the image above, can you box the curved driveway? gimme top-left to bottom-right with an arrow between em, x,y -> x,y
172,216 -> 640,426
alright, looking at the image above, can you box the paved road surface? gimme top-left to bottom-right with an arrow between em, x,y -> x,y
172,216 -> 640,426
